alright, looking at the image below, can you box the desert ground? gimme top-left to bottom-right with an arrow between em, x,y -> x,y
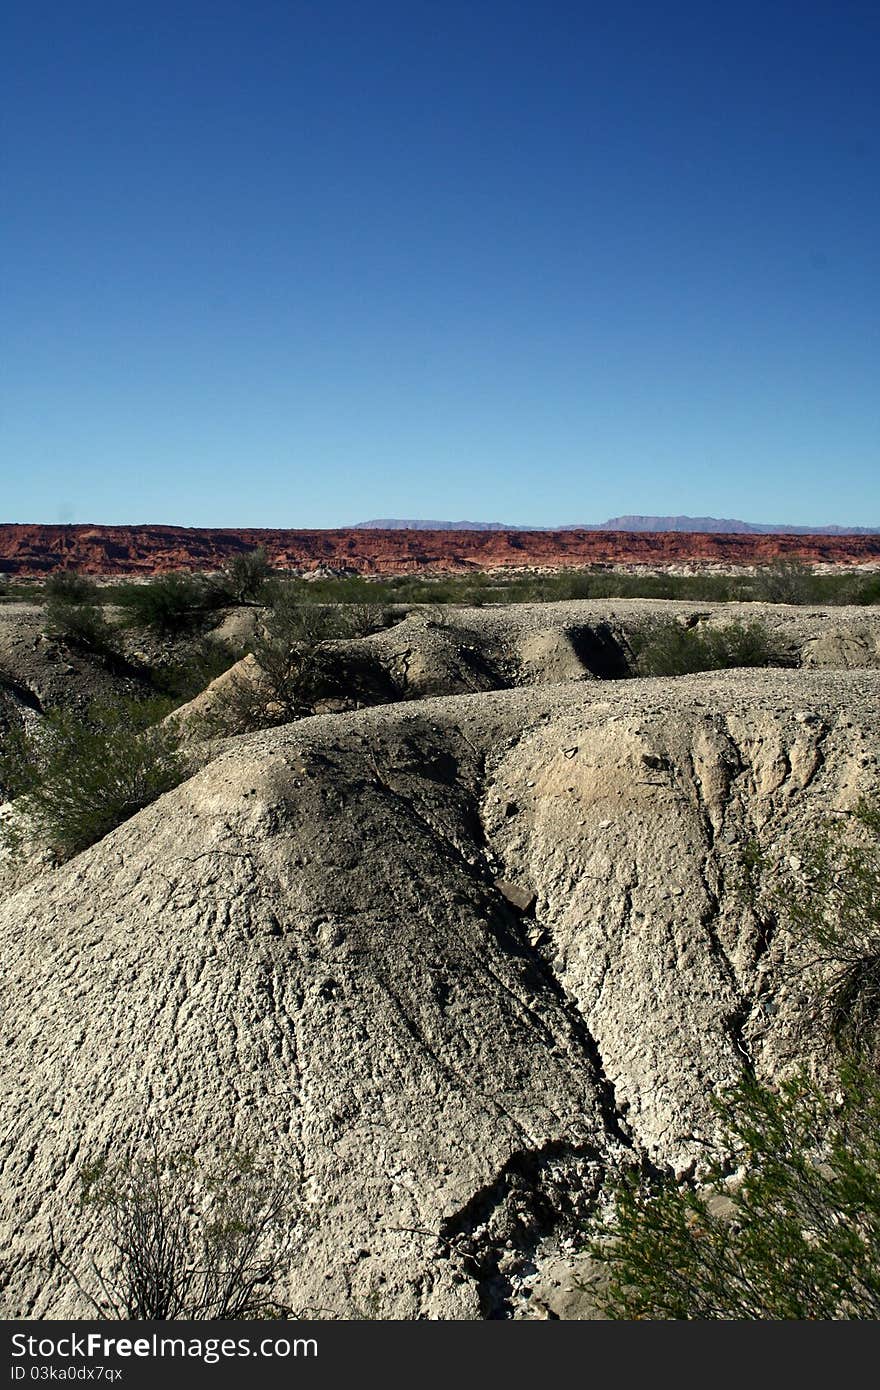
1,578 -> 879,1317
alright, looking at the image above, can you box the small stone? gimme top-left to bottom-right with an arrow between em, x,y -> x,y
494,879 -> 537,913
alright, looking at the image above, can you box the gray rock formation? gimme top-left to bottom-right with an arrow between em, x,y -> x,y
2,663 -> 878,1318
160,599 -> 880,742
4,599 -> 879,727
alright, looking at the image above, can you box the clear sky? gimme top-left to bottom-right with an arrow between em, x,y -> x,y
2,0 -> 878,528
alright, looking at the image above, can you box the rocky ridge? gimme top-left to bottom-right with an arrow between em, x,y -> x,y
2,652 -> 879,1317
2,524 -> 879,577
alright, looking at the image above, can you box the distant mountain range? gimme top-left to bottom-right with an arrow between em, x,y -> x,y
355,515 -> 879,535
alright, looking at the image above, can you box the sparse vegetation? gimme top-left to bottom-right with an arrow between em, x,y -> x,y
193,565 -> 879,608
854,573 -> 880,605
44,570 -> 99,604
627,617 -> 787,676
784,798 -> 880,1061
44,596 -> 121,660
757,558 -> 818,605
589,1062 -> 880,1319
147,636 -> 242,702
116,572 -> 226,636
216,546 -> 273,605
208,586 -> 392,733
40,569 -> 123,662
52,1139 -> 301,1320
0,578 -> 39,602
2,561 -> 878,608
0,698 -> 186,860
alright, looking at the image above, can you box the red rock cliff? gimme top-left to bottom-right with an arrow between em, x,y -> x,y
0,524 -> 878,577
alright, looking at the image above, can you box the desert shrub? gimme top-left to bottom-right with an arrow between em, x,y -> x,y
852,573 -> 880,606
213,567 -> 875,608
782,798 -> 880,1060
250,594 -> 336,722
589,1061 -> 880,1319
0,684 -> 22,736
336,601 -> 393,639
52,1139 -> 300,1320
44,596 -> 121,660
216,546 -> 273,605
0,698 -> 185,859
117,572 -> 225,636
44,570 -> 99,603
214,589 -> 391,732
0,579 -> 42,604
740,799 -> 880,1059
752,558 -> 820,605
628,618 -> 784,677
41,569 -> 122,660
148,637 -> 242,702
198,665 -> 269,737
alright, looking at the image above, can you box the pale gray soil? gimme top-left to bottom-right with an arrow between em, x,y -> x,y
2,599 -> 879,721
171,598 -> 880,733
2,651 -> 878,1317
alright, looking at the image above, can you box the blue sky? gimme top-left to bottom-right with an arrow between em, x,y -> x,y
2,0 -> 878,527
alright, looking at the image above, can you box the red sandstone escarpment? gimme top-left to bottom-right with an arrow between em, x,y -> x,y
0,524 -> 878,577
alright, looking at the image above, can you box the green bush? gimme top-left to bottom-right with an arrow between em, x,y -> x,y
751,558 -> 819,605
589,1061 -> 880,1319
212,588 -> 392,733
0,578 -> 43,604
41,569 -> 122,660
117,572 -> 225,635
0,698 -> 186,860
44,570 -> 99,604
853,573 -> 880,606
783,798 -> 880,1060
628,618 -> 785,677
250,594 -> 336,724
216,546 -> 273,605
5,563 -> 879,611
233,565 -> 878,608
148,637 -> 242,702
44,597 -> 120,659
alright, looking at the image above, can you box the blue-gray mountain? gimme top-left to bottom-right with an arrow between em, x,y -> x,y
354,516 -> 879,534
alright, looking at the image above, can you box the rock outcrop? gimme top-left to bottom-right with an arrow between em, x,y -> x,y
2,666 -> 878,1318
5,598 -> 878,731
1,523 -> 879,577
167,600 -> 880,732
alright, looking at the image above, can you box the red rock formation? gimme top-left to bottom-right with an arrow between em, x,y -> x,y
0,523 -> 878,577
